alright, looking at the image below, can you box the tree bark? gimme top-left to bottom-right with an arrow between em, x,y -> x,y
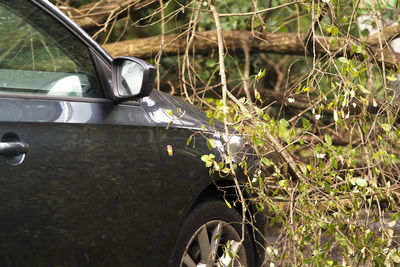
365,24 -> 400,46
59,0 -> 155,30
102,30 -> 400,68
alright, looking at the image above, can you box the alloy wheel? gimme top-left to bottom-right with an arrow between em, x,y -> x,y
180,220 -> 247,267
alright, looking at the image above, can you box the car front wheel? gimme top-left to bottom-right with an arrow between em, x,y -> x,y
172,200 -> 255,267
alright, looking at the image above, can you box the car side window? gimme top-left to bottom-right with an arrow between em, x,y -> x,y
0,1 -> 103,98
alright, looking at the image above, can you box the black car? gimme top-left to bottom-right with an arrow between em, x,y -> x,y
0,0 -> 259,266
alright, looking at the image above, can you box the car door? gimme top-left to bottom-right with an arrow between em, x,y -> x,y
0,1 -> 165,266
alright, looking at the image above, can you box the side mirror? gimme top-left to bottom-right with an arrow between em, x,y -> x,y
111,57 -> 156,102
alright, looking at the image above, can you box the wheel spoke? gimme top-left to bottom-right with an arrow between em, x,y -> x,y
180,216 -> 248,267
197,225 -> 211,263
182,254 -> 197,267
210,222 -> 222,262
218,240 -> 242,267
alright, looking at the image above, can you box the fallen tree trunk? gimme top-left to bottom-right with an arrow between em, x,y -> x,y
59,0 -> 155,30
59,2 -> 400,66
103,30 -> 400,68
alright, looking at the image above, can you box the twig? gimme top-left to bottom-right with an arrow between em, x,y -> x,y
241,42 -> 253,102
218,1 -> 297,17
155,0 -> 166,90
210,0 -> 247,245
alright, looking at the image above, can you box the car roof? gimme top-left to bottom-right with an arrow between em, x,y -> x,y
30,0 -> 113,66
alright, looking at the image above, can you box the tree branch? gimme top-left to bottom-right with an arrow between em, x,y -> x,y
59,0 -> 155,30
102,30 -> 400,68
365,24 -> 400,46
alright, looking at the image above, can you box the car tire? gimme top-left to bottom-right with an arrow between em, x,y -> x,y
171,200 -> 256,267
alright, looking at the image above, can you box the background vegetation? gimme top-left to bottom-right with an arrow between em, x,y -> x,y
54,0 -> 400,265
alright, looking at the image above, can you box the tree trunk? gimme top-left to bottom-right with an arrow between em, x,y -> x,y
103,30 -> 400,68
59,0 -> 155,30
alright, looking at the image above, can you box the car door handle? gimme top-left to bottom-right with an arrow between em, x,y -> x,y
0,142 -> 29,155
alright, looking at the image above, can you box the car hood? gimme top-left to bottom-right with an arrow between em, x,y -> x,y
139,89 -> 225,132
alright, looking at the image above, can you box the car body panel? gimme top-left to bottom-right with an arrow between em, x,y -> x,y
0,97 -> 174,265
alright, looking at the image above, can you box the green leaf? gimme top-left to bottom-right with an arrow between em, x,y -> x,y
327,25 -> 337,35
381,123 -> 391,132
355,178 -> 368,187
318,221 -> 327,229
224,199 -> 232,209
201,155 -> 213,168
333,110 -> 338,122
324,181 -> 330,193
218,162 -> 224,170
302,118 -> 311,129
254,138 -> 265,147
186,135 -> 193,146
165,109 -> 174,117
278,180 -> 287,187
279,118 -> 290,128
392,254 -> 400,263
273,196 -> 286,201
387,75 -> 398,81
352,44 -> 363,54
213,161 -> 220,171
338,57 -> 348,64
205,59 -> 215,67
233,163 -> 238,170
392,212 -> 399,222
166,120 -> 173,129
325,134 -> 332,146
201,154 -> 215,167
221,167 -> 230,174
330,157 -> 338,169
206,139 -> 217,150
330,36 -> 337,46
256,69 -> 266,81
358,84 -> 370,94
261,157 -> 273,167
